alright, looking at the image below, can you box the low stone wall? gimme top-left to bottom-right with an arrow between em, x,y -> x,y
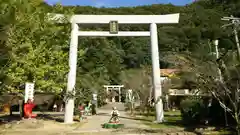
0,93 -> 63,112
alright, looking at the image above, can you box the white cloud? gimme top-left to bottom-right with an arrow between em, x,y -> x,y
92,0 -> 110,7
95,2 -> 106,7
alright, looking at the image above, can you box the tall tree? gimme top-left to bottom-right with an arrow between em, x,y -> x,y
1,0 -> 78,94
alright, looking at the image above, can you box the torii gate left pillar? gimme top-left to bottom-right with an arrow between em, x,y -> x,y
62,14 -> 180,124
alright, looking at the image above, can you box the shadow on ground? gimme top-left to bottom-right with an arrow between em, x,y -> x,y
0,113 -> 74,125
0,115 -> 22,125
36,114 -> 65,122
97,112 -> 229,135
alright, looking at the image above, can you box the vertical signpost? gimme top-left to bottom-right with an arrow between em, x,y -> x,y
92,92 -> 98,115
92,92 -> 97,107
24,82 -> 35,103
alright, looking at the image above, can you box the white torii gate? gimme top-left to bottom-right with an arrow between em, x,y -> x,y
53,13 -> 180,123
103,85 -> 124,102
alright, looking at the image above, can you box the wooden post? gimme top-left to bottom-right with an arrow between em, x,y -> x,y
19,100 -> 24,118
106,87 -> 109,102
119,87 -> 121,102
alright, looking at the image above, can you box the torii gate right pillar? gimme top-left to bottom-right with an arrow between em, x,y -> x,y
150,23 -> 164,122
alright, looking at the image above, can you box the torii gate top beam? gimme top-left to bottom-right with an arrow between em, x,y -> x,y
71,13 -> 179,24
48,13 -> 180,24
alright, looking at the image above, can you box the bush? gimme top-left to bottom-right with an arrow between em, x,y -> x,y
97,98 -> 107,107
208,99 -> 235,126
180,98 -> 205,125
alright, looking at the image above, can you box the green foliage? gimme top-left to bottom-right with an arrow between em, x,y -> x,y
0,0 -> 240,112
0,0 -> 75,94
180,98 -> 205,125
120,67 -> 151,101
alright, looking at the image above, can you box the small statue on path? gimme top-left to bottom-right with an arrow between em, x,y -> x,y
109,107 -> 120,123
53,103 -> 57,112
102,106 -> 124,129
84,101 -> 92,116
78,103 -> 85,121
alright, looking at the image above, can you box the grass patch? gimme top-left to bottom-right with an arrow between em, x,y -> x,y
69,121 -> 85,128
138,110 -> 183,129
203,130 -> 232,135
136,110 -> 232,134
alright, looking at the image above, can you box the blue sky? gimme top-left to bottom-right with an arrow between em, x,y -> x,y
45,0 -> 193,7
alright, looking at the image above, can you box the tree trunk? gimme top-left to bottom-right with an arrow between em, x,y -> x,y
131,102 -> 134,116
19,100 -> 24,118
165,95 -> 169,111
235,112 -> 240,135
9,105 -> 13,116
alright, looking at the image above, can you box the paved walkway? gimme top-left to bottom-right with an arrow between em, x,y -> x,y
1,103 -> 158,135
1,103 -> 198,135
75,102 -> 148,134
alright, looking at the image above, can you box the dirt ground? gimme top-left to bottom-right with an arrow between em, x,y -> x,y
0,103 -> 198,135
0,114 -> 196,135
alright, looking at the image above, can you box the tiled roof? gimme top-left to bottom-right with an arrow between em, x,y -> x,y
160,69 -> 179,77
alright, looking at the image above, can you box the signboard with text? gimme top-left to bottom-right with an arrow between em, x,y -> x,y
24,82 -> 35,103
93,94 -> 97,101
109,21 -> 118,34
